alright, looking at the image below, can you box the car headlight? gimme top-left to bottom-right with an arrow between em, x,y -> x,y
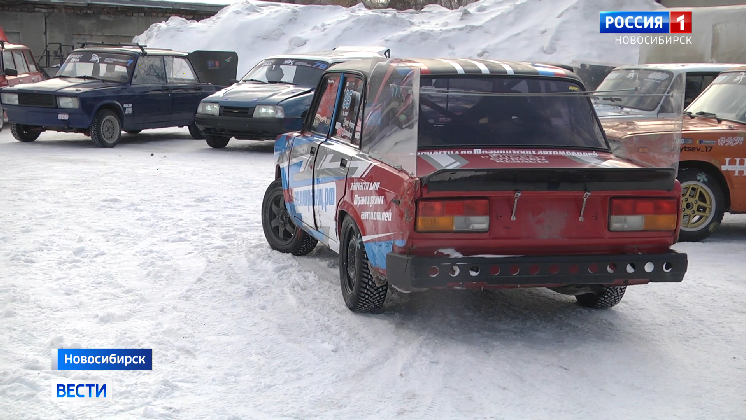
197,102 -> 220,116
57,96 -> 79,109
1,93 -> 18,105
253,105 -> 284,118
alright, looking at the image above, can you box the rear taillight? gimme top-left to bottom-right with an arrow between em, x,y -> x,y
416,199 -> 489,232
609,198 -> 678,231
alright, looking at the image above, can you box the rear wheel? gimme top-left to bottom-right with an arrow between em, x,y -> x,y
576,286 -> 626,309
11,123 -> 41,142
678,168 -> 725,242
339,216 -> 388,313
261,179 -> 317,256
205,135 -> 230,149
90,109 -> 121,148
188,122 -> 204,139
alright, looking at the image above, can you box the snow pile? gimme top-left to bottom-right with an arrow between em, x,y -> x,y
134,0 -> 663,76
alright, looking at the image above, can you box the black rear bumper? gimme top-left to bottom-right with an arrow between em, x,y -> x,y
385,251 -> 688,289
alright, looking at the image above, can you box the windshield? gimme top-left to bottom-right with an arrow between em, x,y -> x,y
686,71 -> 746,124
241,58 -> 329,88
594,69 -> 673,111
57,51 -> 134,82
418,76 -> 607,150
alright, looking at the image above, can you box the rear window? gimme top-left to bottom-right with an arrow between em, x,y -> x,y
418,76 -> 607,150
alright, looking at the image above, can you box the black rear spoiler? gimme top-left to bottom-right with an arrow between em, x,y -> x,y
187,50 -> 238,87
421,167 -> 677,192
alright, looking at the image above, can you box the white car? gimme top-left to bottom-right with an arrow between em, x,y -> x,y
593,63 -> 744,119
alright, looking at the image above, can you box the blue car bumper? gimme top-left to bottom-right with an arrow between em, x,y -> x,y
4,105 -> 91,129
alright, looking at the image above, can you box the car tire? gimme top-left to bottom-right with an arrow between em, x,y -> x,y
678,168 -> 726,242
576,286 -> 626,309
261,179 -> 318,256
339,216 -> 388,313
11,123 -> 41,142
124,130 -> 142,135
205,135 -> 230,149
90,109 -> 122,148
188,122 -> 205,140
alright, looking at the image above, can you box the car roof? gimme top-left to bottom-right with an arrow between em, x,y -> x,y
328,58 -> 582,81
718,65 -> 746,73
74,46 -> 188,56
263,50 -> 389,63
612,63 -> 745,73
0,41 -> 31,51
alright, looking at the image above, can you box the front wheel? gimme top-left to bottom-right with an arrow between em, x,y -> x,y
261,179 -> 318,256
678,168 -> 726,242
205,135 -> 230,149
576,286 -> 626,309
90,109 -> 121,148
188,122 -> 204,139
11,123 -> 42,142
339,216 -> 387,313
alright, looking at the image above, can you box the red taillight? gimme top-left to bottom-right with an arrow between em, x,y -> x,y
609,198 -> 678,231
416,199 -> 489,232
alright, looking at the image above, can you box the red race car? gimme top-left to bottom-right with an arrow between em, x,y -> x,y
262,58 -> 688,312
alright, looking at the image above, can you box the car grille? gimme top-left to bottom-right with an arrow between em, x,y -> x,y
18,93 -> 56,108
220,106 -> 254,118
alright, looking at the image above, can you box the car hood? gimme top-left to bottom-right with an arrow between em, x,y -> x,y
415,148 -> 638,177
682,116 -> 746,133
205,82 -> 313,105
5,77 -> 118,93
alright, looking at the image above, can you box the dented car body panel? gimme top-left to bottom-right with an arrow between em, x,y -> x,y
272,58 -> 688,293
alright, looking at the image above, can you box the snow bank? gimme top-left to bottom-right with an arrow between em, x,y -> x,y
134,0 -> 664,76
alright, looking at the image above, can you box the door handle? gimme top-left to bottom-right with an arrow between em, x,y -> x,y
340,158 -> 348,168
310,146 -> 316,155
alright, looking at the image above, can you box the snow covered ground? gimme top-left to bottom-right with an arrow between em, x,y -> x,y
134,0 -> 662,76
1,128 -> 745,419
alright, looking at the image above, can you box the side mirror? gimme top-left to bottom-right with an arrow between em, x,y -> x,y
4,69 -> 18,77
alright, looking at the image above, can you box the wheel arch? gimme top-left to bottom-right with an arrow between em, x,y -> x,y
679,160 -> 731,210
93,101 -> 125,126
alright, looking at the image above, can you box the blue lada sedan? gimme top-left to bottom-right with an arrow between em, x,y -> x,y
0,43 -> 237,147
194,46 -> 389,148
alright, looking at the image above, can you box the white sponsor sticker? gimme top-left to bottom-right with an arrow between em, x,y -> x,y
58,114 -> 69,120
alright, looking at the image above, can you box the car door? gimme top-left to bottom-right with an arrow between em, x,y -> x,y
164,55 -> 204,123
312,73 -> 366,252
285,73 -> 342,234
130,56 -> 172,124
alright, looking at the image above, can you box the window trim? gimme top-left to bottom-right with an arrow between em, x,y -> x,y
131,55 -> 167,85
329,72 -> 366,148
304,72 -> 343,137
164,55 -> 198,85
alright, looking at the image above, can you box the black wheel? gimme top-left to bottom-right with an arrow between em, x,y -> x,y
188,122 -> 204,140
11,123 -> 41,142
576,286 -> 626,309
677,168 -> 726,242
205,135 -> 230,149
124,130 -> 142,135
261,179 -> 317,256
339,216 -> 388,313
90,109 -> 121,148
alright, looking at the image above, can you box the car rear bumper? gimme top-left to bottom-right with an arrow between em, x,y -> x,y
385,251 -> 688,289
3,105 -> 90,129
195,114 -> 301,140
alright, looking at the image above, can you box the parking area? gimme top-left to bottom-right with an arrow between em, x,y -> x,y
1,129 -> 745,419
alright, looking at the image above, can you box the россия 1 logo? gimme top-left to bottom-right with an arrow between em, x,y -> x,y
600,11 -> 692,34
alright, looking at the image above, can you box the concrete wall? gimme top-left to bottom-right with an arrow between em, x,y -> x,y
0,1 -> 221,65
